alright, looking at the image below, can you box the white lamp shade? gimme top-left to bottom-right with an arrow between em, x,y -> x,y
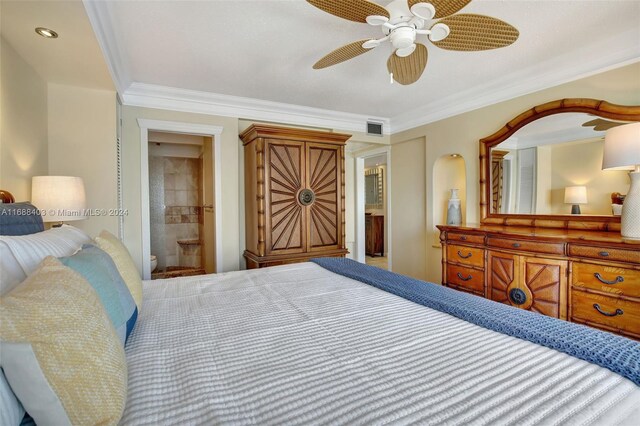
564,186 -> 588,204
31,176 -> 86,222
602,122 -> 640,170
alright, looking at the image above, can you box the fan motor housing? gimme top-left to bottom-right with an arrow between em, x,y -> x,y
390,26 -> 416,49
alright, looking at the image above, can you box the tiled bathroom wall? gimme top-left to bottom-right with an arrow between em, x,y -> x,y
149,156 -> 202,272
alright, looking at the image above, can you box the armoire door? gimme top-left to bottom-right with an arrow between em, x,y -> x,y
306,142 -> 343,252
264,139 -> 307,255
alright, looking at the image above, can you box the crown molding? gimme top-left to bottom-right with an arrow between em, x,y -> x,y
390,33 -> 640,134
82,0 -> 131,94
123,83 -> 391,135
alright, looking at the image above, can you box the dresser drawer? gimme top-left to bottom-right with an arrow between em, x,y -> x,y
487,237 -> 564,256
568,244 -> 640,264
571,290 -> 640,336
446,244 -> 484,268
572,262 -> 640,298
447,232 -> 485,245
446,264 -> 484,294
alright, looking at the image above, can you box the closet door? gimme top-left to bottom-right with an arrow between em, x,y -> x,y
306,143 -> 343,252
264,139 -> 306,255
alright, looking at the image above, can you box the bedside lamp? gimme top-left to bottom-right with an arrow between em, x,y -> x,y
564,186 -> 587,215
31,176 -> 86,226
603,122 -> 640,240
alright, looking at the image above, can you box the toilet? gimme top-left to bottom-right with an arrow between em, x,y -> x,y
150,255 -> 158,273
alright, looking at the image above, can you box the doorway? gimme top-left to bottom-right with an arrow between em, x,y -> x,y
354,147 -> 392,270
138,119 -> 223,280
147,132 -> 215,279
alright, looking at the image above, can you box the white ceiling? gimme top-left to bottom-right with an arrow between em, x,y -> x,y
88,0 -> 640,127
0,0 -> 113,90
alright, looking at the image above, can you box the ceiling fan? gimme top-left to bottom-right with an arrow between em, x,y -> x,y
582,118 -> 627,132
307,0 -> 520,85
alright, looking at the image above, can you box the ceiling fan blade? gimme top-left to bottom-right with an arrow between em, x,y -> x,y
408,0 -> 472,19
583,118 -> 627,132
307,0 -> 390,23
313,39 -> 376,69
432,14 -> 519,51
387,43 -> 428,85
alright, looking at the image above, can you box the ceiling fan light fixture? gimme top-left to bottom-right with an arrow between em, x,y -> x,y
429,23 -> 450,42
366,15 -> 389,26
396,44 -> 417,57
390,26 -> 415,49
410,2 -> 436,21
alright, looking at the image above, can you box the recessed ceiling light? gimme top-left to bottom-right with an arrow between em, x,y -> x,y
451,153 -> 461,158
35,27 -> 58,39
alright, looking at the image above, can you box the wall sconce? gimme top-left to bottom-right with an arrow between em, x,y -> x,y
564,186 -> 587,215
31,176 -> 86,226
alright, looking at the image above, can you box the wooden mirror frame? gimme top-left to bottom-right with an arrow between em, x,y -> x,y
480,98 -> 640,231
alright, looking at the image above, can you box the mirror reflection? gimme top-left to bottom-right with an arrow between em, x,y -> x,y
490,113 -> 631,216
365,167 -> 383,209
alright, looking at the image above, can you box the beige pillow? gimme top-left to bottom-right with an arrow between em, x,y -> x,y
95,230 -> 143,308
0,257 -> 127,425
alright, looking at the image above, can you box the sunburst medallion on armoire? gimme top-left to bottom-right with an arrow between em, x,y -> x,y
241,125 -> 351,268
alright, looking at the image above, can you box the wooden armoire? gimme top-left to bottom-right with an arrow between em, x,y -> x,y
241,124 -> 351,269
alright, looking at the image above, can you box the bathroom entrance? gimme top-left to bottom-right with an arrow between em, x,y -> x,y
147,131 -> 216,279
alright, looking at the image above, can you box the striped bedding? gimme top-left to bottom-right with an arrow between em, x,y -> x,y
121,263 -> 640,425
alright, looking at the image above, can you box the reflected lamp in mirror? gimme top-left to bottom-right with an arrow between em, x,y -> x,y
603,122 -> 640,240
564,186 -> 587,215
31,176 -> 87,226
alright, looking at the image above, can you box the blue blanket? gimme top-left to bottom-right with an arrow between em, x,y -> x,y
311,258 -> 640,386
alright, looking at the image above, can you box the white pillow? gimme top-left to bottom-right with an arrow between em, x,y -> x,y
0,225 -> 90,295
0,369 -> 24,426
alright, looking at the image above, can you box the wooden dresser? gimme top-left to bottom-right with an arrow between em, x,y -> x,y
438,224 -> 640,339
365,214 -> 384,257
241,124 -> 350,268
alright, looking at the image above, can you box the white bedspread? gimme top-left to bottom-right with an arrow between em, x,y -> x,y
121,263 -> 640,425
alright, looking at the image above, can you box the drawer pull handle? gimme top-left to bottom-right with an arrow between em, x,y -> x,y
593,304 -> 623,317
456,272 -> 473,281
457,250 -> 472,259
460,236 -> 467,241
512,243 -> 521,248
594,273 -> 624,285
598,251 -> 610,257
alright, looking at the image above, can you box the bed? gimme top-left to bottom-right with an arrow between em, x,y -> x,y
121,261 -> 640,425
1,200 -> 639,425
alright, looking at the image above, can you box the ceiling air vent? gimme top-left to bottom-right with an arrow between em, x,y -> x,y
367,121 -> 383,136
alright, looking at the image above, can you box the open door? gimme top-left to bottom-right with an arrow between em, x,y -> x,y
201,136 -> 216,273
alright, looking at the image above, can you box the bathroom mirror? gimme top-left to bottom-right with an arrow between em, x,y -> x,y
365,167 -> 383,209
480,99 -> 640,228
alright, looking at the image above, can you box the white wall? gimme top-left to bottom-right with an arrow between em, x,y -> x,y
47,83 -> 118,237
391,62 -> 640,284
0,37 -> 48,201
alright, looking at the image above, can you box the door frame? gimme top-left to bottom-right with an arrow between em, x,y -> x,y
354,146 -> 392,270
138,119 -> 223,279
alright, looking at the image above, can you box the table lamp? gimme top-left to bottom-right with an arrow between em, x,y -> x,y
31,176 -> 86,226
603,122 -> 640,240
564,186 -> 587,215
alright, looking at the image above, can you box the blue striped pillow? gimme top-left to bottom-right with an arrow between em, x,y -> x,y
59,244 -> 137,343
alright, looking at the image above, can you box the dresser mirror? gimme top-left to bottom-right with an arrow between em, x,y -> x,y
480,99 -> 640,229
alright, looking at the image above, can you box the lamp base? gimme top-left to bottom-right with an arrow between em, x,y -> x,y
621,171 -> 640,240
571,205 -> 581,215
